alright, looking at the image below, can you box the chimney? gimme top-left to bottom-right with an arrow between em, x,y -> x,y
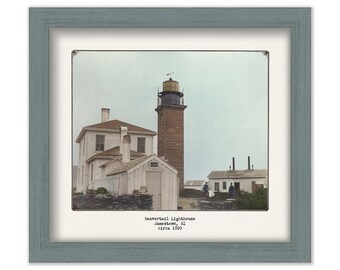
232,157 -> 235,171
120,127 -> 128,154
101,108 -> 110,122
248,156 -> 251,170
122,135 -> 131,163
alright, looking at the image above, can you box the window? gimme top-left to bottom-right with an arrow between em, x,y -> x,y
78,168 -> 80,185
150,162 -> 158,168
79,143 -> 81,158
137,137 -> 146,153
81,166 -> 84,185
96,135 -> 105,151
223,181 -> 227,189
82,137 -> 86,155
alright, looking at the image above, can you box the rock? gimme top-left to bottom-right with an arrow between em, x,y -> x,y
73,194 -> 153,210
197,199 -> 237,210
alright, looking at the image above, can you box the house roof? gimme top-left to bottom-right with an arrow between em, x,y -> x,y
86,146 -> 145,163
208,169 -> 268,179
184,180 -> 206,186
107,154 -> 178,176
76,119 -> 157,143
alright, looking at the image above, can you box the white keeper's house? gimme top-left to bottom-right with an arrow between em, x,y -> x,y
75,108 -> 178,210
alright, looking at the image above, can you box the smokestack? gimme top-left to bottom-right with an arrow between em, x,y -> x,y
101,108 -> 110,122
232,157 -> 235,171
120,127 -> 128,154
248,156 -> 251,170
122,135 -> 131,163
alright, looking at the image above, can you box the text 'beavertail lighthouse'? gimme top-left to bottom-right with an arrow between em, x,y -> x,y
155,76 -> 187,192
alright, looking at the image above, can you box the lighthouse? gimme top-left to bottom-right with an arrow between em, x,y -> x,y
155,77 -> 187,192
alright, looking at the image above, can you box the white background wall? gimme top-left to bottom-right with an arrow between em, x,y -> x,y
0,0 -> 338,269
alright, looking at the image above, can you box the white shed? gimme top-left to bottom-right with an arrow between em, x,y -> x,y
94,155 -> 178,210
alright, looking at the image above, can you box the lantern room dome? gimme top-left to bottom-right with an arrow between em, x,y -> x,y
163,78 -> 179,92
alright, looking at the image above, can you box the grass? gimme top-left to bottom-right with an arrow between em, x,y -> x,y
236,188 -> 268,210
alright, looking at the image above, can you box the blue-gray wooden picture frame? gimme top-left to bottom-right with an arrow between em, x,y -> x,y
29,7 -> 311,262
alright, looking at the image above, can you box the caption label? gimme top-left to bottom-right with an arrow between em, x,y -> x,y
144,216 -> 196,231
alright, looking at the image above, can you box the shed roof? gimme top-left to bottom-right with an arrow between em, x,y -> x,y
208,169 -> 267,179
76,119 -> 157,142
106,154 -> 178,176
86,146 -> 145,163
99,157 -> 122,168
107,155 -> 151,176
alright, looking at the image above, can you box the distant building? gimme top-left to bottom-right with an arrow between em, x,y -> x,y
184,180 -> 206,191
208,157 -> 268,195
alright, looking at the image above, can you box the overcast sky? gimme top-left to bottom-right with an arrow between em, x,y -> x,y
73,51 -> 268,180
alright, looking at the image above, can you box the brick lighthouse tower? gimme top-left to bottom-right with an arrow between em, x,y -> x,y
155,76 -> 187,192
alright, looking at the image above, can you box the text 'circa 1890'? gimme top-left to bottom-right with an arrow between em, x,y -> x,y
144,216 -> 196,231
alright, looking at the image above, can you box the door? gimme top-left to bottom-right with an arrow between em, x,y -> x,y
214,182 -> 220,192
234,182 -> 240,195
146,172 -> 162,210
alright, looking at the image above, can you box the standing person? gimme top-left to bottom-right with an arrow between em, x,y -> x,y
228,183 -> 235,198
203,182 -> 209,197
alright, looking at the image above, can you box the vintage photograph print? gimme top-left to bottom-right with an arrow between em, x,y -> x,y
72,51 -> 268,211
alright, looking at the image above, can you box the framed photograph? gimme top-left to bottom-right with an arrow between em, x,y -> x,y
29,8 -> 311,262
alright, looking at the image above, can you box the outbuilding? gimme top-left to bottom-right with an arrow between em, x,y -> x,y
208,157 -> 268,195
208,169 -> 268,195
184,180 -> 206,191
94,153 -> 178,210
